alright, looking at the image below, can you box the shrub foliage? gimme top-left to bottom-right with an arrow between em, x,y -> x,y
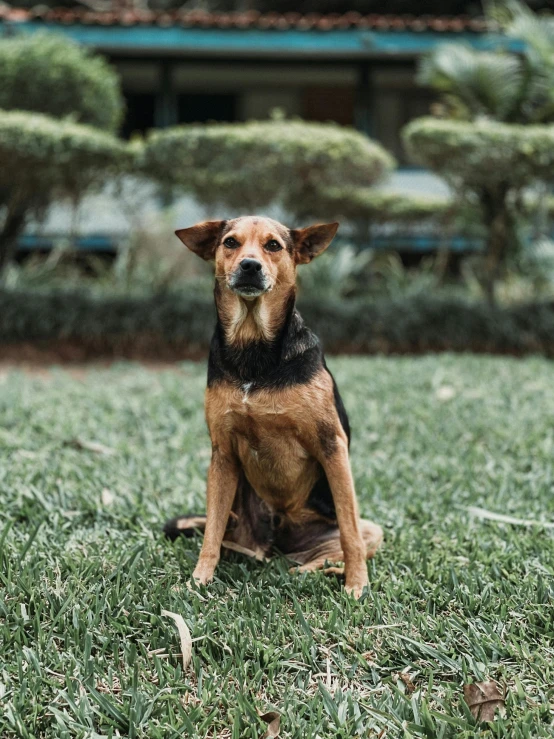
404,118 -> 554,302
0,111 -> 130,193
404,118 -> 554,190
0,32 -> 123,132
409,2 -> 554,303
0,33 -> 127,273
143,119 -> 395,218
1,288 -> 554,359
0,111 -> 130,272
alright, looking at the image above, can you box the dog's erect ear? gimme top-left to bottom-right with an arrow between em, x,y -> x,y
175,220 -> 226,261
291,222 -> 339,265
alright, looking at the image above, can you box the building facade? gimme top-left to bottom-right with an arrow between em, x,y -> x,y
0,7 -> 517,165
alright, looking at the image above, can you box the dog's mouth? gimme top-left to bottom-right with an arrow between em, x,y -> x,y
228,272 -> 271,299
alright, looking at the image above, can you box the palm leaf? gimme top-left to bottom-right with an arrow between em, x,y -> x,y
418,43 -> 524,121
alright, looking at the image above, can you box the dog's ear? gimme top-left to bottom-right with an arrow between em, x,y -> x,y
175,220 -> 226,261
291,222 -> 339,265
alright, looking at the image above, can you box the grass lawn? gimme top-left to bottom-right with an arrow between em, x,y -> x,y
1,355 -> 553,738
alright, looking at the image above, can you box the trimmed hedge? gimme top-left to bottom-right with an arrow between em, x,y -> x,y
0,111 -> 131,194
143,119 -> 395,215
403,117 -> 554,190
1,288 -> 554,358
0,110 -> 133,273
299,187 -> 457,226
0,33 -> 123,132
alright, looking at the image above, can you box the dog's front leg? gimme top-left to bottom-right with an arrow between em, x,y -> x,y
320,437 -> 368,599
191,446 -> 239,586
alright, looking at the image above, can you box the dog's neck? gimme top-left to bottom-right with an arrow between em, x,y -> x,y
209,284 -> 321,387
215,283 -> 294,347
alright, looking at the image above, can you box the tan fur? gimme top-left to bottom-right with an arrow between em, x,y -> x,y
212,218 -> 297,344
288,519 -> 383,570
190,443 -> 240,586
216,285 -> 291,345
175,216 -> 382,598
201,368 -> 377,596
206,369 -> 337,522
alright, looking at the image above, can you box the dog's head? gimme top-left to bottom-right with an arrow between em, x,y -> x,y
175,216 -> 338,299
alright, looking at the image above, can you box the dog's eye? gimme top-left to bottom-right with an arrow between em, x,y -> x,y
265,239 -> 282,252
224,237 -> 239,249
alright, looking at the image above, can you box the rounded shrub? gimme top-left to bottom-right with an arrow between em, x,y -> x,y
0,110 -> 131,192
143,119 -> 395,216
403,117 -> 554,191
0,110 -> 132,272
298,186 -> 452,223
0,32 -> 123,131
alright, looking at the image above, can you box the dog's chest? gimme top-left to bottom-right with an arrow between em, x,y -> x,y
206,372 -> 333,441
222,383 -> 300,436
207,382 -> 319,505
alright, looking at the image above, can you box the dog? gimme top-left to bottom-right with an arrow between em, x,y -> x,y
164,216 -> 383,598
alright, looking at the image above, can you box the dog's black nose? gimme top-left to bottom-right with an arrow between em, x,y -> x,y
240,258 -> 262,273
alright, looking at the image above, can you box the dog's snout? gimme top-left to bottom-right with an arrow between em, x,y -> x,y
230,256 -> 269,297
240,258 -> 262,274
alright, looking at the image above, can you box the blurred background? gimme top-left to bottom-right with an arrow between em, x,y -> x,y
2,0 -> 554,360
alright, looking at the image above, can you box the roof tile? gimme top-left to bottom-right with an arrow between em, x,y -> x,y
0,5 -> 488,33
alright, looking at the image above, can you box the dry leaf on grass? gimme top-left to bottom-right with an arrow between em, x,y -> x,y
463,681 -> 506,722
161,610 -> 192,670
260,711 -> 280,738
68,438 -> 115,456
101,488 -> 114,506
436,385 -> 456,401
398,672 -> 416,694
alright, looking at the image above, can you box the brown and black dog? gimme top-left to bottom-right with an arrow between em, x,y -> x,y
164,216 -> 382,598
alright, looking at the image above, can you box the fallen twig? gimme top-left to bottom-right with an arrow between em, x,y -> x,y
467,506 -> 554,529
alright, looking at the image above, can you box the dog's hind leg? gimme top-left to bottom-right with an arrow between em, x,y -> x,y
281,517 -> 383,577
163,475 -> 275,561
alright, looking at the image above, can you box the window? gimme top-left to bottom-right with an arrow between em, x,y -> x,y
177,93 -> 238,124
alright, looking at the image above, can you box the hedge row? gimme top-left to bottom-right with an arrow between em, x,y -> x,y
1,289 -> 554,358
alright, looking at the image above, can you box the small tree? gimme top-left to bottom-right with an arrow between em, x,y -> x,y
142,118 -> 394,221
0,111 -> 131,273
0,33 -> 126,273
404,118 -> 554,302
404,2 -> 554,302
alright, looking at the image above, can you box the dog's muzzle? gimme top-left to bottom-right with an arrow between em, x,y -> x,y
229,258 -> 270,298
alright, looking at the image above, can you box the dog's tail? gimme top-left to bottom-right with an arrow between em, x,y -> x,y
163,514 -> 207,541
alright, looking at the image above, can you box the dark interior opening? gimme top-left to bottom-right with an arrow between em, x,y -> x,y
121,92 -> 156,138
177,93 -> 238,123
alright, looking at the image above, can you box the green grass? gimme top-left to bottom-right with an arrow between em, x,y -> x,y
1,355 -> 553,738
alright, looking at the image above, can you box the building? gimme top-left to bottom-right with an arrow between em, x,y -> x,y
0,7 -> 518,162
0,6 -> 521,251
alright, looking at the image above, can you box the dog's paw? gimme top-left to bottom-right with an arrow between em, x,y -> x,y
345,582 -> 367,600
344,569 -> 369,600
189,567 -> 214,589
